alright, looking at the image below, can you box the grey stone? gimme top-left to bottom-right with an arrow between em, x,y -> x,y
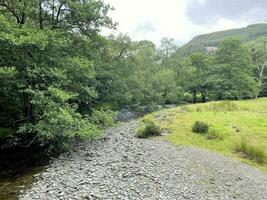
20,119 -> 267,200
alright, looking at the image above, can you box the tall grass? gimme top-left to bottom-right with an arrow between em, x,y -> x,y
206,129 -> 225,140
235,139 -> 267,164
208,101 -> 239,112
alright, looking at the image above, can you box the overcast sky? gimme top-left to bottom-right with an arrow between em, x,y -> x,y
103,0 -> 267,46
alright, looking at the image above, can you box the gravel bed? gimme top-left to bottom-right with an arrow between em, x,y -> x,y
20,120 -> 267,200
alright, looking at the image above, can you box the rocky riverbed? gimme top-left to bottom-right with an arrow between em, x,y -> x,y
20,120 -> 267,200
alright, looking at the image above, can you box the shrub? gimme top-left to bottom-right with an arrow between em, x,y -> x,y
18,105 -> 100,151
17,88 -> 101,151
192,121 -> 209,134
206,129 -> 224,140
183,93 -> 193,103
137,119 -> 161,138
235,139 -> 267,164
90,108 -> 115,128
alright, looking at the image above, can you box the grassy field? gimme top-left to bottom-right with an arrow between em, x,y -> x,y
142,98 -> 267,172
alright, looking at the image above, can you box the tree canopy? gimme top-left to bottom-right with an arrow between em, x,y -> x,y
0,1 -> 265,151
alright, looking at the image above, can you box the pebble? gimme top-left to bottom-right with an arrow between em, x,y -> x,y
20,120 -> 267,200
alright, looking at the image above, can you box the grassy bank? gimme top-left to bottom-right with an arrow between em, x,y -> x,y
142,98 -> 267,172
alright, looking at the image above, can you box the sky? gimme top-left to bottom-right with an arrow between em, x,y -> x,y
103,0 -> 267,46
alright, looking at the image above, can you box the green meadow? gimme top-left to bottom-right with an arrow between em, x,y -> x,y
143,98 -> 267,172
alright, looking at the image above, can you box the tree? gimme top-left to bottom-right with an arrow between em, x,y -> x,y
0,0 -> 115,149
208,37 -> 259,100
251,47 -> 267,97
152,68 -> 182,104
158,38 -> 178,66
0,0 -> 115,32
186,53 -> 211,103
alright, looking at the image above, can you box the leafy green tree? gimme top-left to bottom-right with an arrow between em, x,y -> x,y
208,37 -> 259,99
0,1 -> 264,153
251,47 -> 267,97
152,68 -> 182,104
186,53 -> 211,103
0,0 -> 115,149
158,38 -> 178,66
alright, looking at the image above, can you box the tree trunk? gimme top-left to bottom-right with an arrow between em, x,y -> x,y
192,90 -> 197,104
39,1 -> 43,29
201,91 -> 206,103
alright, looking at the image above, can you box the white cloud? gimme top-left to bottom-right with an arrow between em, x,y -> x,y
103,0 -> 255,46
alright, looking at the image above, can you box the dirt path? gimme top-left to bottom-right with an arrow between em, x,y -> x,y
20,120 -> 267,200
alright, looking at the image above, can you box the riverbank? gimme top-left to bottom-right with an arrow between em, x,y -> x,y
0,145 -> 50,200
19,119 -> 267,200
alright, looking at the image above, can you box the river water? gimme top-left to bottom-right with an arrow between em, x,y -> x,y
0,165 -> 46,200
0,147 -> 50,200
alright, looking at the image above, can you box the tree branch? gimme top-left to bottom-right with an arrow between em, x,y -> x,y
0,2 -> 22,24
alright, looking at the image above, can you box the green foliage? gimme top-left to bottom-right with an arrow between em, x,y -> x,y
89,109 -> 115,128
235,139 -> 267,164
48,87 -> 78,102
152,68 -> 182,104
0,67 -> 16,77
145,103 -> 159,113
183,93 -> 193,102
0,0 -> 115,150
207,37 -> 259,100
16,87 -> 100,149
137,119 -> 161,138
0,0 -> 265,155
186,53 -> 211,103
192,121 -> 209,134
128,104 -> 142,112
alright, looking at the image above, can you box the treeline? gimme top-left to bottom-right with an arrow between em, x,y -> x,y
107,36 -> 266,105
0,0 -> 266,150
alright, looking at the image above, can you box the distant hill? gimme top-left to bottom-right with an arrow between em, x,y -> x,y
178,23 -> 267,57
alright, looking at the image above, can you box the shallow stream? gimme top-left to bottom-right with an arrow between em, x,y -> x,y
0,165 -> 45,200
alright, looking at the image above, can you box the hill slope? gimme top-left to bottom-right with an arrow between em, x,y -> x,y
179,23 -> 267,56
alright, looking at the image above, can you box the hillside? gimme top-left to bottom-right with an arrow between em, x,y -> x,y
178,23 -> 267,56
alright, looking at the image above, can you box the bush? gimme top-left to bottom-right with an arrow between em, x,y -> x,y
183,93 -> 193,103
18,105 -> 100,151
90,108 -> 115,128
137,119 -> 161,138
17,88 -> 101,151
235,139 -> 267,164
192,121 -> 209,134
